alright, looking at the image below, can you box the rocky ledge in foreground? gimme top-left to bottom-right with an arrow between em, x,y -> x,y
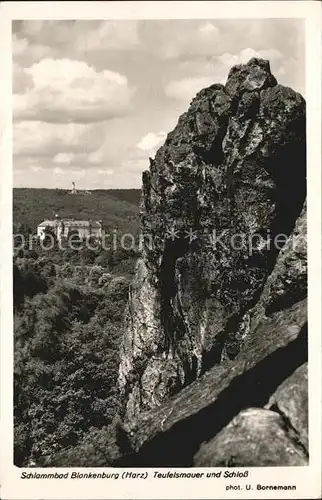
112,58 -> 307,467
115,298 -> 307,466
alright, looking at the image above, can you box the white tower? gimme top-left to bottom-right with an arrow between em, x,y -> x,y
72,181 -> 76,194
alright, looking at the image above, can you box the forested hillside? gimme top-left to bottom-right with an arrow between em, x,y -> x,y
13,188 -> 141,236
13,189 -> 141,466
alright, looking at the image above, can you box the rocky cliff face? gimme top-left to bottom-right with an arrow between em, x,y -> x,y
118,56 -> 307,459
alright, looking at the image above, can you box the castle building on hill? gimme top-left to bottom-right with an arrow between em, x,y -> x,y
37,215 -> 102,242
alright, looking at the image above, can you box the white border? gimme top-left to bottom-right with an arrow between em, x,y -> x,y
1,2 -> 321,499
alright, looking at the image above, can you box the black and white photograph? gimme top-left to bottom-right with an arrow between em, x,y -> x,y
1,1 -> 321,499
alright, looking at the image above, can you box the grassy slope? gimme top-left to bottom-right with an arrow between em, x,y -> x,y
13,188 -> 141,235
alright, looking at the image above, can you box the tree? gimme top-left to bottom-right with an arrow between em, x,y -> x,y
94,249 -> 111,268
44,225 -> 57,244
89,265 -> 104,288
59,262 -> 74,280
98,272 -> 112,288
14,251 -> 131,466
106,276 -> 129,302
73,265 -> 86,285
13,260 -> 48,310
80,247 -> 97,265
67,229 -> 83,251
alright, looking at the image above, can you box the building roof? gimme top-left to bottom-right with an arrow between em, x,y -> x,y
38,220 -> 57,227
38,219 -> 102,228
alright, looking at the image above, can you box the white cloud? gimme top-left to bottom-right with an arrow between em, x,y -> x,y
13,58 -> 135,123
277,66 -> 286,76
53,153 -> 77,165
165,47 -> 285,102
88,149 -> 104,164
12,33 -> 55,66
198,22 -> 220,40
12,19 -> 303,189
52,149 -> 108,168
257,49 -> 284,61
14,121 -> 102,157
165,76 -> 215,102
12,35 -> 29,56
143,20 -> 221,61
13,21 -> 141,69
18,20 -> 140,53
20,21 -> 45,38
218,47 -> 283,68
122,157 -> 149,173
53,166 -> 87,180
137,132 -> 166,154
13,63 -> 33,94
97,169 -> 114,175
66,168 -> 86,179
75,21 -> 140,52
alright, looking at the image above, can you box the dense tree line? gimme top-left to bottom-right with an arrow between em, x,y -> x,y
14,243 -> 136,466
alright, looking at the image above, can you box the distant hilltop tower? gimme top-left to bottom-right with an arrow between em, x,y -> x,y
71,181 -> 77,195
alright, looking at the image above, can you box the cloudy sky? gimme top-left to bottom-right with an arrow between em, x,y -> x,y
13,19 -> 305,189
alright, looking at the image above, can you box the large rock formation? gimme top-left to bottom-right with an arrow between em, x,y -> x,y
118,57 -> 306,427
115,298 -> 307,466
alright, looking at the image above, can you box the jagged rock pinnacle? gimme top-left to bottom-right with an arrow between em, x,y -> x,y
118,58 -> 306,424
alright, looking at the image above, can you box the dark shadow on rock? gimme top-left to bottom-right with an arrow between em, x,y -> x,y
116,323 -> 307,467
